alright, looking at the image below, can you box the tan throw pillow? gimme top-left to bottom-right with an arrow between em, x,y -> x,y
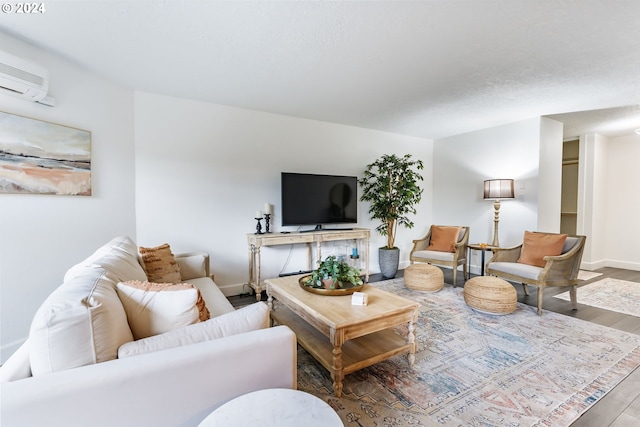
427,226 -> 462,252
116,280 -> 210,340
517,231 -> 568,267
139,243 -> 182,283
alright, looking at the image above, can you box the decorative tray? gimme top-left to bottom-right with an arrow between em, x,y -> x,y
298,275 -> 365,296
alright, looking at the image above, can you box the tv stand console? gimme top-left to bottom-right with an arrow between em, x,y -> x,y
299,225 -> 354,233
246,228 -> 370,301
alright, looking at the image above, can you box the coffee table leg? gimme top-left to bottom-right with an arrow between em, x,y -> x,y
407,309 -> 418,366
266,289 -> 273,311
331,344 -> 343,397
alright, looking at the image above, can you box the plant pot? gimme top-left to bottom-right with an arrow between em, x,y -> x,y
322,278 -> 339,290
379,247 -> 400,279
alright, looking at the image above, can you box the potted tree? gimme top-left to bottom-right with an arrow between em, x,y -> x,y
359,154 -> 424,278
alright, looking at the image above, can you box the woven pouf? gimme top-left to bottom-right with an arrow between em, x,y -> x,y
404,264 -> 444,292
463,276 -> 517,315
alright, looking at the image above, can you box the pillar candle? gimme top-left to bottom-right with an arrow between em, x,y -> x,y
264,203 -> 273,215
255,210 -> 262,218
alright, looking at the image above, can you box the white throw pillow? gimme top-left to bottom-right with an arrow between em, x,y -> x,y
28,236 -> 153,376
116,280 -> 206,340
29,267 -> 134,376
64,236 -> 147,283
118,302 -> 270,358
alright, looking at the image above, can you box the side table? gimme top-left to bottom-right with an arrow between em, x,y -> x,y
198,388 -> 343,426
467,244 -> 498,276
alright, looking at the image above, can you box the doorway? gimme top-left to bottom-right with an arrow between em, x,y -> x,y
560,139 -> 579,235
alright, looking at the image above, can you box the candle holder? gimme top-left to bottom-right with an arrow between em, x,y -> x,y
254,217 -> 264,234
264,213 -> 272,233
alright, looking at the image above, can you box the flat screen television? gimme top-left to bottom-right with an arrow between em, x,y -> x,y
281,172 -> 358,229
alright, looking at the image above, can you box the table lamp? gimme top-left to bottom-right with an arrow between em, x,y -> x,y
483,179 -> 514,247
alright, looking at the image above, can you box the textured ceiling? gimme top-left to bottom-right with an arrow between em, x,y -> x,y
1,0 -> 640,139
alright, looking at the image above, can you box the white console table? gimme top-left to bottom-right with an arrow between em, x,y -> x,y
246,228 -> 370,301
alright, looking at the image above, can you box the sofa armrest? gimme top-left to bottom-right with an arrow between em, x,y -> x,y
1,326 -> 297,427
175,252 -> 210,280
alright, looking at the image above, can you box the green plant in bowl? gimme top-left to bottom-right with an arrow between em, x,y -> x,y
304,255 -> 363,290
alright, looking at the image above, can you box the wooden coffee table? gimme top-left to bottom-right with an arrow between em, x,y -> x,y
266,275 -> 419,397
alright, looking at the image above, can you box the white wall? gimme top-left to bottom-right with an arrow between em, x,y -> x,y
0,33 -> 136,361
603,133 -> 640,270
537,117 -> 564,232
577,133 -> 609,269
134,92 -> 433,295
433,117 -> 563,274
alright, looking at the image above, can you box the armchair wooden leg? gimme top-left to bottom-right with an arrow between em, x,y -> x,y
522,283 -> 529,296
537,288 -> 544,315
569,285 -> 578,310
463,263 -> 468,281
453,268 -> 457,288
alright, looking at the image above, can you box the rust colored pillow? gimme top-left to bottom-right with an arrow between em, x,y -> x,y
139,243 -> 182,283
427,226 -> 462,252
517,231 -> 568,267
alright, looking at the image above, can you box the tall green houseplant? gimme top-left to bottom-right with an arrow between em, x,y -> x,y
359,154 -> 424,277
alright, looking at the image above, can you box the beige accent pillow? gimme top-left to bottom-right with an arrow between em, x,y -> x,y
427,226 -> 462,252
517,231 -> 568,267
139,243 -> 182,283
30,267 -> 134,376
116,280 -> 210,340
29,236 -> 145,376
118,302 -> 269,358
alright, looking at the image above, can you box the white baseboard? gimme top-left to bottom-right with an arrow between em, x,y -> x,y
601,259 -> 640,272
580,260 -> 606,271
218,282 -> 253,297
468,264 -> 483,276
397,261 -> 410,271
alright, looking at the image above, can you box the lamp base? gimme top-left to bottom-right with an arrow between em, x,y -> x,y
492,199 -> 501,247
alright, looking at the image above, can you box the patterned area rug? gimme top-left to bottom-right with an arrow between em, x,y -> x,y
577,270 -> 603,281
296,279 -> 640,426
555,278 -> 640,317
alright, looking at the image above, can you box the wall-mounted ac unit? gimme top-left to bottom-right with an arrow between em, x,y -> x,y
0,50 -> 49,102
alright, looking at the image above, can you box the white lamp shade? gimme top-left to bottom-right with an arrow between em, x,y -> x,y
483,179 -> 514,199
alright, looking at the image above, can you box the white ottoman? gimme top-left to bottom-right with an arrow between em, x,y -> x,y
199,388 -> 343,426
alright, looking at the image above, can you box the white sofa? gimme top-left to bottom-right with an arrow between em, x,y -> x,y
0,236 -> 297,427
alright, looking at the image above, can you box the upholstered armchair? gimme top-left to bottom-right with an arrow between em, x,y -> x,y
410,226 -> 470,286
486,232 -> 586,315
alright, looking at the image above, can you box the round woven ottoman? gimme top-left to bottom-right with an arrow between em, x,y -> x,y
404,264 -> 444,292
463,276 -> 517,314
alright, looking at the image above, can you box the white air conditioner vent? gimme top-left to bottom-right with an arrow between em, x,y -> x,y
0,50 -> 49,102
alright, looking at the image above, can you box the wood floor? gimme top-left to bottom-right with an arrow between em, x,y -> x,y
230,266 -> 640,426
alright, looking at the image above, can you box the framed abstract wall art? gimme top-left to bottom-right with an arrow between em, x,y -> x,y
0,111 -> 92,195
